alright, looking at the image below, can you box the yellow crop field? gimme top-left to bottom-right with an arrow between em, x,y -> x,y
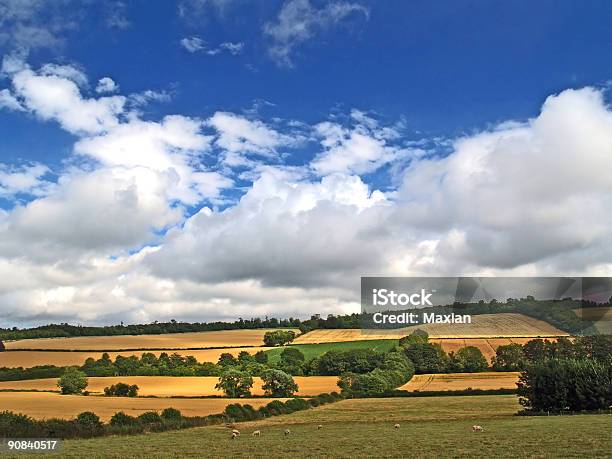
292,313 -> 567,344
398,372 -> 520,392
0,376 -> 339,397
4,329 -> 298,351
0,347 -> 272,368
0,392 -> 288,421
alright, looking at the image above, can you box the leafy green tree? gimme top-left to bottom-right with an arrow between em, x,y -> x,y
263,330 -> 296,347
399,329 -> 429,347
57,367 -> 88,395
517,358 -> 612,412
492,343 -> 525,371
452,346 -> 488,372
215,369 -> 254,397
217,353 -> 238,367
254,350 -> 268,364
104,383 -> 139,397
280,348 -> 305,366
309,349 -> 382,375
261,369 -> 298,397
522,339 -> 548,363
403,343 -> 448,373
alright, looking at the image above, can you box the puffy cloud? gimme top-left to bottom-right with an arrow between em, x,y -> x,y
6,62 -> 125,135
74,116 -> 231,204
209,112 -> 300,167
3,57 -> 612,327
311,112 -> 411,175
96,77 -> 119,94
0,88 -> 24,111
0,163 -> 50,197
264,0 -> 369,67
0,167 -> 183,261
395,87 -> 612,272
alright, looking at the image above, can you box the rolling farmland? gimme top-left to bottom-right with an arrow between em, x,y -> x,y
17,396 -> 612,458
4,329 -> 298,351
0,376 -> 339,397
293,313 -> 567,344
398,372 -> 520,392
0,347 -> 272,368
0,392 -> 288,421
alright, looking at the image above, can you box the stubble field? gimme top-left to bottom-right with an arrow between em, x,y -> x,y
292,313 -> 567,344
4,329 -> 298,351
0,376 -> 339,397
397,372 -> 520,392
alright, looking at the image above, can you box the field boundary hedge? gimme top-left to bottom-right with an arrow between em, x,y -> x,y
0,392 -> 344,439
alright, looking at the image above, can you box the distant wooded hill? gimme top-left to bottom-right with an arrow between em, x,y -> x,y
1,298 -> 609,341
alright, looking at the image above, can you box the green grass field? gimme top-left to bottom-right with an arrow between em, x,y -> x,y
264,339 -> 398,364
9,395 -> 611,458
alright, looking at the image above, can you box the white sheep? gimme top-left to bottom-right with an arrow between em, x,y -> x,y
252,430 -> 261,437
232,429 -> 241,436
284,429 -> 291,436
394,423 -> 400,429
231,432 -> 239,440
317,424 -> 323,430
472,425 -> 484,432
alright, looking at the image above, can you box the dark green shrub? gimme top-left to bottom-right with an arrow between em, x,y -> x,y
75,411 -> 102,435
109,411 -> 138,427
0,411 -> 40,437
161,408 -> 182,421
138,411 -> 162,424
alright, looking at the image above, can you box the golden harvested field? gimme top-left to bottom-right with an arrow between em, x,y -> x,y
0,376 -> 339,397
398,372 -> 520,392
4,328 -> 298,351
292,313 -> 567,343
0,392 -> 287,421
0,347 -> 272,368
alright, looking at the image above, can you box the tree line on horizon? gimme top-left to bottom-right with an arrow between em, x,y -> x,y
2,297 -> 609,342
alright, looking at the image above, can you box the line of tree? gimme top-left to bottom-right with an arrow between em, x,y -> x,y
103,383 -> 139,397
0,317 -> 302,341
5,297 -> 606,343
492,335 -> 612,371
517,358 -> 612,413
0,392 -> 345,439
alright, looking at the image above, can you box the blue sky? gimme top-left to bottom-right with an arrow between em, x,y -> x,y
2,0 -> 612,326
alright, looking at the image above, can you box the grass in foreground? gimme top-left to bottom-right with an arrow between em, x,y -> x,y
9,395 -> 611,458
264,339 -> 398,363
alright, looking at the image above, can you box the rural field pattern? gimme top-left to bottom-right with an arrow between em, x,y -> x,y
3,396 -> 610,458
291,313 -> 567,343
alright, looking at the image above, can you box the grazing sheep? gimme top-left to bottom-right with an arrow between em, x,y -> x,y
472,425 -> 484,432
252,430 -> 261,437
317,425 -> 323,430
394,423 -> 400,429
232,429 -> 240,436
284,429 -> 291,436
231,432 -> 239,440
